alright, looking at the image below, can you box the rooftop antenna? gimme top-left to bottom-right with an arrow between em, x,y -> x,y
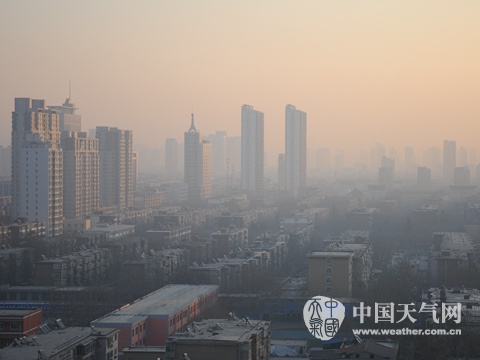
188,113 -> 197,132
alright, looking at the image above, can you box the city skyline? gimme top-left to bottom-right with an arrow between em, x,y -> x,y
1,1 -> 480,157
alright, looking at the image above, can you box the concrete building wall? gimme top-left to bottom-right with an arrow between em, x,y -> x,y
308,252 -> 353,298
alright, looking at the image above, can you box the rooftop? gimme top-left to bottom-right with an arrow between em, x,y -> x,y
169,318 -> 270,343
93,285 -> 218,322
0,327 -> 118,360
0,308 -> 41,317
309,251 -> 354,258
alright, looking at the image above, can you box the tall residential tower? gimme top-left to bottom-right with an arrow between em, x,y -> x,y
11,98 -> 63,237
96,126 -> 134,211
285,104 -> 307,197
241,105 -> 264,195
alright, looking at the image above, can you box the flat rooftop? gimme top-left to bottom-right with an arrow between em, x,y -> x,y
93,285 -> 218,323
309,251 -> 354,258
0,308 -> 40,316
170,318 -> 270,343
0,327 -> 117,359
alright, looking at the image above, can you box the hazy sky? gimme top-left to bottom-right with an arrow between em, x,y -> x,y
1,1 -> 480,162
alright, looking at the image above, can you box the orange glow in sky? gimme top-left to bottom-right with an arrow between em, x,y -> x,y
1,1 -> 479,165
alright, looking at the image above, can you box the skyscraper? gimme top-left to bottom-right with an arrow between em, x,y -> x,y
96,126 -> 134,211
184,114 -> 212,201
165,138 -> 179,175
62,132 -> 99,220
285,104 -> 307,197
241,104 -> 264,194
443,140 -> 456,184
11,98 -> 63,237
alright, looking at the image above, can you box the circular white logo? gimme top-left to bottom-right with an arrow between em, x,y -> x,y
303,296 -> 345,340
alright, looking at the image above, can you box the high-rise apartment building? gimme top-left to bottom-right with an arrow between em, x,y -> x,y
184,114 -> 212,201
443,140 -> 456,184
241,104 -> 264,194
165,138 -> 179,175
61,132 -> 99,220
132,151 -> 138,191
96,126 -> 134,211
11,98 -> 63,237
285,104 -> 307,197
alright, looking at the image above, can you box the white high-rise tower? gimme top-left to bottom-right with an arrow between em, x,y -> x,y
241,105 -> 264,195
11,98 -> 63,237
285,104 -> 307,197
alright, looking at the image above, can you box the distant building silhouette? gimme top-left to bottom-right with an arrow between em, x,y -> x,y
443,140 -> 456,184
165,138 -> 179,175
417,166 -> 432,190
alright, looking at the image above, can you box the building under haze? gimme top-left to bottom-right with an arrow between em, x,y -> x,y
241,104 -> 264,195
165,138 -> 179,175
226,136 -> 241,186
11,98 -> 63,237
0,146 -> 11,178
47,95 -> 82,132
417,166 -> 432,190
443,140 -> 456,184
206,131 -> 227,177
284,104 -> 307,197
96,126 -> 134,211
61,131 -> 99,220
184,114 -> 212,201
278,154 -> 285,190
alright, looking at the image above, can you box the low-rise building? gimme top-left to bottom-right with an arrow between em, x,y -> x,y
325,242 -> 372,297
307,251 -> 354,298
0,326 -> 119,360
91,284 -> 218,349
0,308 -> 42,348
165,317 -> 271,360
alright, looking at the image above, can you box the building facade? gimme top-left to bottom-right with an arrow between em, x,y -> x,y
62,131 -> 100,220
307,251 -> 353,298
241,105 -> 264,194
12,98 -> 64,237
96,126 -> 134,211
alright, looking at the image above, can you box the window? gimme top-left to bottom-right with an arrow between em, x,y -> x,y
326,287 -> 331,293
0,323 -> 3,330
326,267 -> 331,274
10,323 -> 20,330
326,257 -> 331,264
326,277 -> 331,284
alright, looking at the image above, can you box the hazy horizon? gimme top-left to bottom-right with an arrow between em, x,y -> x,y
2,1 -> 480,162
